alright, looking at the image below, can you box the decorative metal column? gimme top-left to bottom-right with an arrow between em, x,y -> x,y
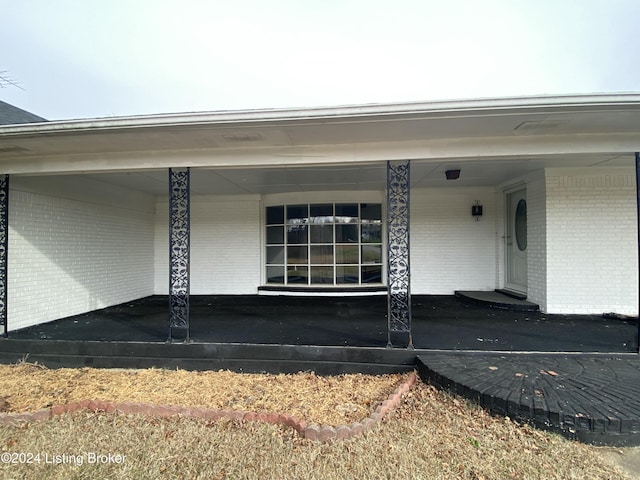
0,175 -> 7,337
387,160 -> 412,348
169,168 -> 190,341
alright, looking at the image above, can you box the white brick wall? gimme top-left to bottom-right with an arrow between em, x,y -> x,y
525,173 -> 548,311
154,195 -> 261,294
8,177 -> 155,331
544,167 -> 638,314
411,187 -> 497,294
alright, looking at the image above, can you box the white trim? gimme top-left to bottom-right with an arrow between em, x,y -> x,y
3,93 -> 640,136
503,186 -> 528,294
258,289 -> 387,297
263,190 -> 383,206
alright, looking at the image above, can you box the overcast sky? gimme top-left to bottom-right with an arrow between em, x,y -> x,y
1,0 -> 639,120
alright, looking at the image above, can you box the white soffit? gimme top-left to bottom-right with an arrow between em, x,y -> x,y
67,153 -> 633,196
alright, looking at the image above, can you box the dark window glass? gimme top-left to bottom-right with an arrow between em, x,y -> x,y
361,224 -> 381,243
336,266 -> 358,284
266,206 -> 284,225
361,245 -> 382,264
310,224 -> 333,243
266,226 -> 284,244
515,199 -> 527,251
335,204 -> 358,223
336,245 -> 358,264
287,225 -> 308,244
336,224 -> 358,243
287,205 -> 308,224
287,246 -> 308,264
310,266 -> 333,284
361,204 -> 381,223
266,266 -> 284,284
361,265 -> 382,283
287,267 -> 308,284
310,204 -> 333,223
266,246 -> 284,264
310,245 -> 333,264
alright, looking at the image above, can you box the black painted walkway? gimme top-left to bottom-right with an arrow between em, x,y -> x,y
417,352 -> 640,446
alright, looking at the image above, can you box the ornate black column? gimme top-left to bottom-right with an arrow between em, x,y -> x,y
387,160 -> 412,348
169,168 -> 190,341
0,175 -> 7,337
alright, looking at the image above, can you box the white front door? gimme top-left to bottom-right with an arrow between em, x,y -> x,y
505,188 -> 528,293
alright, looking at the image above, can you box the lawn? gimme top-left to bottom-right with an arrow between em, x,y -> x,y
0,364 -> 633,479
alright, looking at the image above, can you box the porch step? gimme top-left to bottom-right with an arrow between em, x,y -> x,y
494,288 -> 527,301
0,339 -> 416,376
455,290 -> 539,311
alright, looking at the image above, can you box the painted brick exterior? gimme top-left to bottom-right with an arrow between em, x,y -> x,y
154,195 -> 261,295
525,173 -> 548,311
544,168 -> 638,314
8,179 -> 155,331
411,187 -> 497,294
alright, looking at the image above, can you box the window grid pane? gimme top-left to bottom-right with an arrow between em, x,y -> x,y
266,206 -> 284,225
266,226 -> 284,245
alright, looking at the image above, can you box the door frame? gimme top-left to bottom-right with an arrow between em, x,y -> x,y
503,185 -> 528,294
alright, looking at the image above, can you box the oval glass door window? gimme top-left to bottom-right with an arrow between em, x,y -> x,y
515,199 -> 527,251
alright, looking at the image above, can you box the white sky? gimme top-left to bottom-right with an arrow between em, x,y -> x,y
1,0 -> 639,120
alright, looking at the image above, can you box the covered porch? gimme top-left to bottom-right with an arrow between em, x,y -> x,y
0,95 -> 639,350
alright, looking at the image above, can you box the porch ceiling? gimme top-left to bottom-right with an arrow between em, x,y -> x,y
72,152 -> 632,196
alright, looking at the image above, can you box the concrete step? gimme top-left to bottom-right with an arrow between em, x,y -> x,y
455,290 -> 539,311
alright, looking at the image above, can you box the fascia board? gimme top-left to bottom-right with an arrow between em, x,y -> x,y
1,93 -> 640,137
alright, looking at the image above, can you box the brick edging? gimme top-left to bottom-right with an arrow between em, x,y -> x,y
303,371 -> 416,441
0,372 -> 417,442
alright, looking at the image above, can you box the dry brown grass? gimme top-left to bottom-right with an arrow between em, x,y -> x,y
0,364 -> 404,425
0,364 -> 633,479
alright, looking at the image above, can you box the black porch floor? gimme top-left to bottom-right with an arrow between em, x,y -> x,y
7,295 -> 638,352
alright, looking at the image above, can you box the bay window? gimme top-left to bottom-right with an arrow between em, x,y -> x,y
265,202 -> 383,286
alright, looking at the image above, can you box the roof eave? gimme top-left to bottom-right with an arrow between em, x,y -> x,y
1,92 -> 640,137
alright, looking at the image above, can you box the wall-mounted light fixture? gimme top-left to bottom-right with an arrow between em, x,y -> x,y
472,201 -> 483,221
445,169 -> 461,180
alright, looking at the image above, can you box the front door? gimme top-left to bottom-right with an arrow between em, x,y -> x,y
505,188 -> 528,293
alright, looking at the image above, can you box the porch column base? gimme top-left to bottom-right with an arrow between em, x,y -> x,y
387,331 -> 412,349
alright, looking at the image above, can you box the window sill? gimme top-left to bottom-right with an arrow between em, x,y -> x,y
258,285 -> 387,295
